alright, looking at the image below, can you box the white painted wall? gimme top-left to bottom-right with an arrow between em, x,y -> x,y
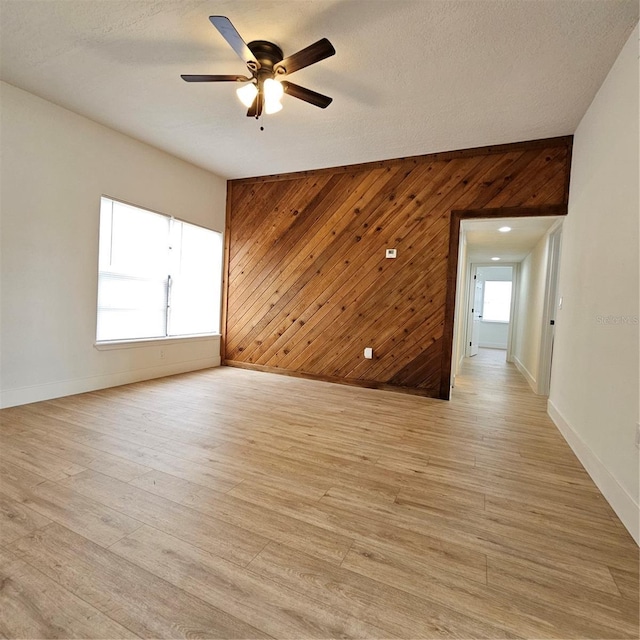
476,266 -> 512,349
479,322 -> 509,350
0,82 -> 227,408
548,26 -> 639,543
513,235 -> 549,392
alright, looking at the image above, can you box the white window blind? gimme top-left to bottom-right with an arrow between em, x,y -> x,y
97,197 -> 222,342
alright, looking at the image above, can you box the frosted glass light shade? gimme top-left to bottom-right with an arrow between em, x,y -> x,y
263,78 -> 283,114
265,100 -> 283,115
264,78 -> 284,101
236,83 -> 258,107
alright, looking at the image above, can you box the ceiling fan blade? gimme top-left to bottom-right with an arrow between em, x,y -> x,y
247,92 -> 264,118
181,74 -> 251,82
281,81 -> 333,108
274,38 -> 335,76
209,16 -> 259,69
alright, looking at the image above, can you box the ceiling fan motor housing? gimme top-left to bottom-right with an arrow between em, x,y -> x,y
247,40 -> 284,75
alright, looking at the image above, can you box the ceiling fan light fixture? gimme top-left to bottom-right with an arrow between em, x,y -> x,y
182,17 -> 335,119
236,82 -> 258,107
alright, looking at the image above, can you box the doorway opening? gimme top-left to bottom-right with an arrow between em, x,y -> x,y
466,263 -> 516,361
450,214 -> 563,397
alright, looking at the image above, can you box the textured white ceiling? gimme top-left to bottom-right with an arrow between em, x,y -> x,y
0,1 -> 637,179
463,216 -> 561,262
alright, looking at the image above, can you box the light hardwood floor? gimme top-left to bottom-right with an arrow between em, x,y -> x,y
1,348 -> 638,639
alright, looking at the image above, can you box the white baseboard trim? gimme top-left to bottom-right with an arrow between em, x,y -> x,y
513,355 -> 539,394
548,400 -> 639,545
478,342 -> 508,350
0,356 -> 221,409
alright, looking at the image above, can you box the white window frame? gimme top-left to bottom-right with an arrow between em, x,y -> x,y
95,196 -> 223,348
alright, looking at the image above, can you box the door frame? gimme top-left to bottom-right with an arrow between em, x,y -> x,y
440,204 -> 568,400
465,264 -> 483,357
464,262 -> 519,359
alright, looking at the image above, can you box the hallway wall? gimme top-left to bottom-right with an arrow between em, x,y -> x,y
548,25 -> 639,543
513,234 -> 549,392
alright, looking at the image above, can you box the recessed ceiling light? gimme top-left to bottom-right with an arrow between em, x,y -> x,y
491,257 -> 501,261
498,226 -> 512,233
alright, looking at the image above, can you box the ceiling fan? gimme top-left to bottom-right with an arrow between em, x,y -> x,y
181,16 -> 335,118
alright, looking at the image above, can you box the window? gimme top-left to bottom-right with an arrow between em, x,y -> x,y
482,280 -> 512,323
97,197 -> 222,342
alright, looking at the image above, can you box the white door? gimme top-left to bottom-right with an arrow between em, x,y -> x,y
538,224 -> 563,394
469,277 -> 483,356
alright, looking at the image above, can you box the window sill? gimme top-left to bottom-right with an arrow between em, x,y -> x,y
94,334 -> 221,351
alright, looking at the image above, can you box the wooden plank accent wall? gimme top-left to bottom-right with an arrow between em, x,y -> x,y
224,136 -> 573,399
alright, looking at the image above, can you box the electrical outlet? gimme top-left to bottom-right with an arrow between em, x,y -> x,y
385,249 -> 397,259
364,347 -> 373,359
160,349 -> 165,359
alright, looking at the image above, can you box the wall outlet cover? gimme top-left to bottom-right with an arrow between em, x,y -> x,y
364,347 -> 373,359
385,249 -> 397,259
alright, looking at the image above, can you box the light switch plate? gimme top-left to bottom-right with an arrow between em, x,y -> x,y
364,347 -> 373,359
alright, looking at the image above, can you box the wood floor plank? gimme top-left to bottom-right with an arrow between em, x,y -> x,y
609,566 -> 640,601
0,492 -> 52,545
394,484 -> 486,514
1,472 -> 141,548
229,480 -> 489,584
130,470 -> 354,565
30,427 -> 246,494
248,541 -> 518,639
0,459 -> 48,490
0,547 -> 139,639
486,554 -> 639,628
20,401 -> 174,450
321,485 -> 637,571
483,493 -> 626,533
0,439 -> 86,481
111,524 -> 389,639
342,541 -> 635,639
8,524 -> 269,639
8,427 -> 152,482
145,438 -> 332,500
58,470 -> 269,566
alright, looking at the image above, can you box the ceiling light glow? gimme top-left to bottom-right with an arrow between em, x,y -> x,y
498,226 -> 512,233
264,78 -> 284,115
491,257 -> 501,261
236,82 -> 258,108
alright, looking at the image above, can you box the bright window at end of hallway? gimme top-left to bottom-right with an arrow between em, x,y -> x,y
482,281 -> 512,323
96,197 -> 223,342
